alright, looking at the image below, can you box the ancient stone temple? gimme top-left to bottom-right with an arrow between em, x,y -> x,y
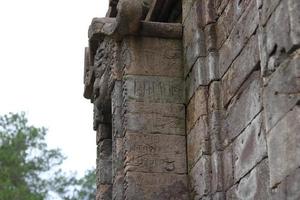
83,0 -> 300,199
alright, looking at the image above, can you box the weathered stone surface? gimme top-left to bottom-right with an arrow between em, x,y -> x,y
125,172 -> 189,200
222,34 -> 260,106
123,37 -> 183,77
183,0 -> 206,73
288,0 -> 300,46
265,1 -> 293,57
185,57 -> 208,101
218,0 -> 259,77
235,160 -> 270,200
186,86 -> 208,132
233,113 -> 267,182
208,81 -> 221,112
97,140 -> 112,185
124,75 -> 184,104
187,116 -> 209,170
222,145 -> 234,190
267,105 -> 300,187
211,152 -> 223,193
215,0 -> 254,50
97,124 -> 112,144
207,51 -> 219,82
112,175 -> 124,200
124,132 -> 186,174
286,168 -> 300,200
222,71 -> 262,145
209,110 -> 223,153
125,112 -> 185,135
263,55 -> 300,132
126,101 -> 185,117
112,137 -> 124,179
97,184 -> 112,200
213,192 -> 225,200
189,156 -> 211,199
261,0 -> 281,25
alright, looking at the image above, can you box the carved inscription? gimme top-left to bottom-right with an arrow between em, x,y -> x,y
122,37 -> 183,77
125,75 -> 184,103
124,132 -> 186,174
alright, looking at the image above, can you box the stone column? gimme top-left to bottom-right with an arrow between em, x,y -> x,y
120,36 -> 189,200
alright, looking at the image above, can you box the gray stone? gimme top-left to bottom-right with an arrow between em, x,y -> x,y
187,116 -> 209,170
218,0 -> 259,77
124,75 -> 184,104
125,172 -> 189,200
183,0 -> 206,74
189,156 -> 211,199
124,132 -> 187,174
235,160 -> 270,200
233,113 -> 267,182
222,71 -> 262,144
211,152 -> 223,193
186,86 -> 208,132
222,145 -> 234,190
122,37 -> 183,78
222,34 -> 260,106
288,0 -> 300,47
267,105 -> 300,187
263,55 -> 300,132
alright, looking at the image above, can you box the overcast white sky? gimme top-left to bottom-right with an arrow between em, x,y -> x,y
0,0 -> 108,176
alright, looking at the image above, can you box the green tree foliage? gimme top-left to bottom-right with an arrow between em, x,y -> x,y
0,113 -> 95,200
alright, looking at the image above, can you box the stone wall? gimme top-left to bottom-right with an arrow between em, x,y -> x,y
183,0 -> 300,199
84,0 -> 300,199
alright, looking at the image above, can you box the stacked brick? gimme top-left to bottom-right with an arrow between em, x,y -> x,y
183,0 -> 300,199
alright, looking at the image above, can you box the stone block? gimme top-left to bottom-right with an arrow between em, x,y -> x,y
112,138 -> 124,179
98,139 -> 112,160
207,51 -> 220,82
124,75 -> 184,104
125,172 -> 189,200
263,55 -> 300,132
205,24 -> 217,52
267,105 -> 300,187
123,37 -> 183,78
222,34 -> 260,106
96,184 -> 112,200
233,113 -> 267,182
186,86 -> 208,132
189,156 -> 211,199
126,101 -> 185,117
183,0 -> 206,74
211,152 -> 223,193
261,0 -> 281,25
185,57 -> 208,101
125,112 -> 185,135
288,0 -> 300,47
182,0 -> 197,24
222,145 -> 234,190
265,1 -> 293,57
124,132 -> 187,174
271,168 -> 300,199
215,0 -> 253,49
235,159 -> 271,200
187,116 -> 209,170
96,124 -> 112,144
209,110 -> 223,153
208,81 -> 221,112
222,71 -> 262,144
286,168 -> 300,200
218,0 -> 259,77
113,175 -> 124,200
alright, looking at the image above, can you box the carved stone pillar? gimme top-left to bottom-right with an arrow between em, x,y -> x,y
84,1 -> 188,199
